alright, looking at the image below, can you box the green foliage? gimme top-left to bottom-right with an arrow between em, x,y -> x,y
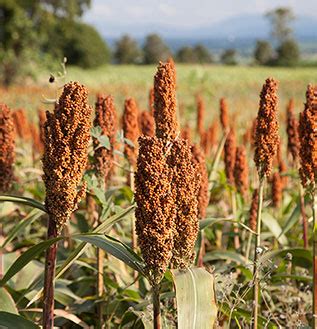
176,44 -> 213,64
275,39 -> 300,66
220,48 -> 238,65
143,33 -> 171,64
254,40 -> 274,65
114,34 -> 142,64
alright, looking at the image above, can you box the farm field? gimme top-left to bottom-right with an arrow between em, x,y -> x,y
1,61 -> 317,329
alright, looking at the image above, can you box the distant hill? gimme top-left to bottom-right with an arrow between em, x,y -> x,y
103,13 -> 317,55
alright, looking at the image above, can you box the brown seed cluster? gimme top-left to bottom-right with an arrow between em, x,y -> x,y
234,146 -> 249,197
139,110 -> 155,137
122,97 -> 139,167
220,97 -> 229,131
0,104 -> 15,192
278,159 -> 288,187
135,136 -> 176,284
286,98 -> 300,163
29,123 -> 43,154
254,78 -> 279,179
149,87 -> 155,115
191,144 -> 209,219
196,95 -> 204,136
42,82 -> 92,230
299,85 -> 317,187
208,120 -> 219,149
181,123 -> 191,142
168,139 -> 200,269
271,172 -> 283,207
224,127 -> 236,185
249,189 -> 259,232
153,61 -> 178,141
93,95 -> 118,186
12,109 -> 31,140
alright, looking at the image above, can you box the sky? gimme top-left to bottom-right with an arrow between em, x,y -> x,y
83,0 -> 317,38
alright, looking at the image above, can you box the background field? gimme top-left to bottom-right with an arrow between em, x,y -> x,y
1,64 -> 316,127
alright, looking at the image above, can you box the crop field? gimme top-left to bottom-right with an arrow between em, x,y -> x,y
1,61 -> 317,329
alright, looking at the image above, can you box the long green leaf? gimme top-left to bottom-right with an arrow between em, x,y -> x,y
262,212 -> 288,245
0,196 -> 46,213
2,209 -> 43,248
0,288 -> 18,314
171,267 -> 217,329
0,237 -> 62,287
0,311 -> 39,329
200,217 -> 255,234
279,202 -> 301,238
74,234 -> 145,274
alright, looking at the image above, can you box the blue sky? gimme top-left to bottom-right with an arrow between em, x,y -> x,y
83,0 -> 317,37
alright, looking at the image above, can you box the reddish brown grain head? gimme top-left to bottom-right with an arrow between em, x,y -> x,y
93,94 -> 118,186
191,144 -> 209,219
208,120 -> 219,149
299,85 -> 317,188
153,61 -> 178,141
249,189 -> 259,232
271,172 -> 283,207
42,82 -> 92,230
29,123 -> 43,154
196,94 -> 205,136
234,146 -> 249,197
135,136 -> 176,285
220,98 -> 229,131
254,78 -> 279,179
200,130 -> 209,155
181,123 -> 191,142
12,109 -> 31,140
224,127 -> 237,185
278,159 -> 288,187
139,110 -> 155,137
0,104 -> 15,192
286,99 -> 300,163
168,139 -> 200,268
122,97 -> 139,167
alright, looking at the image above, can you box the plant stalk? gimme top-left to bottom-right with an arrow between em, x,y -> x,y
252,178 -> 264,329
312,191 -> 317,328
153,284 -> 161,329
97,246 -> 105,328
231,191 -> 240,249
300,184 -> 308,249
42,217 -> 58,329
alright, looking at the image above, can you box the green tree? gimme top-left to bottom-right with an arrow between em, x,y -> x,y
114,35 -> 142,64
143,34 -> 171,64
193,44 -> 213,63
275,39 -> 300,66
176,47 -> 197,63
220,49 -> 237,65
266,7 -> 295,44
254,40 -> 274,65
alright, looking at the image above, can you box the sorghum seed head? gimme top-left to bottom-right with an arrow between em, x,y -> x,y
299,84 -> 317,188
254,78 -> 279,179
181,123 -> 191,142
42,82 -> 92,230
196,94 -> 204,136
168,139 -> 200,269
93,94 -> 118,186
139,110 -> 155,137
200,130 -> 209,155
208,120 -> 218,149
249,189 -> 259,232
12,109 -> 31,140
286,98 -> 300,162
191,144 -> 209,219
271,172 -> 283,208
234,146 -> 249,197
220,98 -> 229,131
135,136 -> 176,285
122,97 -> 139,167
224,127 -> 236,185
154,61 -> 178,141
0,104 -> 15,192
29,123 -> 43,154
278,159 -> 288,187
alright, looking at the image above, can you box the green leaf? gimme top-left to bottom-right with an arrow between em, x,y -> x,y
74,234 -> 145,274
262,212 -> 288,245
204,250 -> 247,264
0,237 -> 62,287
199,217 -> 255,234
98,135 -> 111,150
2,209 -> 43,248
0,195 -> 46,213
279,202 -> 301,238
91,126 -> 102,138
0,311 -> 39,329
171,267 -> 217,329
124,138 -> 135,148
0,288 -> 18,314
